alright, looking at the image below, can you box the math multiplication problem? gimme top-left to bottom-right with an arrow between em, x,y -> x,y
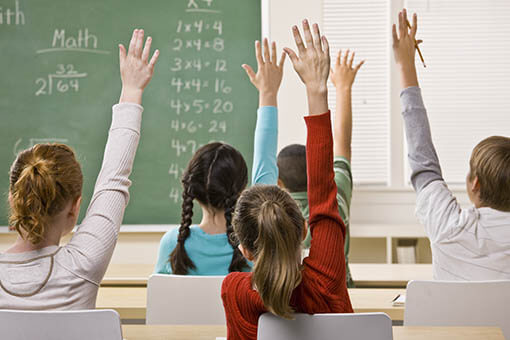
168,0 -> 234,204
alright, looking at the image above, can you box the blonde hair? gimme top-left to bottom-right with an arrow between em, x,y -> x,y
232,185 -> 305,319
9,143 -> 83,244
469,136 -> 510,211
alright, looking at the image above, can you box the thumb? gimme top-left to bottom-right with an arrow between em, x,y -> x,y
416,39 -> 423,45
119,44 -> 127,63
241,64 -> 256,81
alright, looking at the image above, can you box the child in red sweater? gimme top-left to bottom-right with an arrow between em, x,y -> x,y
221,20 -> 353,340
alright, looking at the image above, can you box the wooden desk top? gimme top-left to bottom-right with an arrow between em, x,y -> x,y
102,263 -> 434,288
121,325 -> 504,340
349,264 -> 433,288
97,287 -> 405,320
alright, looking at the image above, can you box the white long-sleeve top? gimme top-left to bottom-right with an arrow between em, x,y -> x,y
401,87 -> 510,280
0,102 -> 142,310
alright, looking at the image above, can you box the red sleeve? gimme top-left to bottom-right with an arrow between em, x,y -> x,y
302,111 -> 347,292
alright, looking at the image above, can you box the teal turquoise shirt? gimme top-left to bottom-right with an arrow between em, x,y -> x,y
154,225 -> 246,275
252,106 -> 354,287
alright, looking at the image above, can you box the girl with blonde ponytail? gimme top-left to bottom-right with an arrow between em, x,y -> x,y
0,29 -> 159,309
221,21 -> 353,340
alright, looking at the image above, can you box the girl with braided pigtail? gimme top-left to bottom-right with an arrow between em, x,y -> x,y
155,142 -> 250,275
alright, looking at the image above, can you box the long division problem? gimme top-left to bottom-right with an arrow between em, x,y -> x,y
168,0 -> 233,204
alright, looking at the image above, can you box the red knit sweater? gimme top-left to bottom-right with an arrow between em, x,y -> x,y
221,111 -> 353,340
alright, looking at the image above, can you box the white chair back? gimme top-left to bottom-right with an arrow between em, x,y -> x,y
0,309 -> 122,340
258,313 -> 393,340
146,274 -> 226,324
405,280 -> 510,339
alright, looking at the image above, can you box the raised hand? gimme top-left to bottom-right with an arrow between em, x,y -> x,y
284,20 -> 330,93
330,50 -> 364,91
392,9 -> 421,87
119,29 -> 160,104
243,38 -> 286,107
284,20 -> 330,115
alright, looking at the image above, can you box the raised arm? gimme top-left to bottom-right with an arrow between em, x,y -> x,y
330,50 -> 364,161
65,29 -> 160,284
244,39 -> 286,185
393,9 -> 442,193
285,21 -> 347,290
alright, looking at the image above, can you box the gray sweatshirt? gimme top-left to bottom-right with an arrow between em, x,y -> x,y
402,87 -> 510,280
0,103 -> 142,309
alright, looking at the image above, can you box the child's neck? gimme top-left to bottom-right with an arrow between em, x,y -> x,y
198,205 -> 227,235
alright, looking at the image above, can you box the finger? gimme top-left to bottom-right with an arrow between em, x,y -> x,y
148,49 -> 160,69
283,47 -> 299,65
321,35 -> 330,57
128,29 -> 137,56
336,50 -> 342,67
278,51 -> 286,69
398,11 -> 406,38
349,51 -> 355,68
141,36 -> 152,63
292,25 -> 306,55
302,19 -> 314,49
410,13 -> 418,38
312,23 -> 322,51
118,44 -> 127,63
242,64 -> 256,82
342,49 -> 350,66
271,41 -> 277,64
354,60 -> 365,74
134,29 -> 144,58
403,9 -> 410,36
392,24 -> 399,43
255,40 -> 264,66
263,38 -> 270,63
416,39 -> 423,45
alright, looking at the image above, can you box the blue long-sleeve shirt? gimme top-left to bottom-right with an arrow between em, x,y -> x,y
251,106 -> 278,185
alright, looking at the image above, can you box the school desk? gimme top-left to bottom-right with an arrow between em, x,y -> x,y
102,263 -> 434,288
96,287 -> 406,320
120,325 -> 504,340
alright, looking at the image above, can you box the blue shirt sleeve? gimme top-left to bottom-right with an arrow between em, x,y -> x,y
252,106 -> 278,185
154,228 -> 178,274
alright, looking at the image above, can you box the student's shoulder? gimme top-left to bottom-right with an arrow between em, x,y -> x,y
333,156 -> 352,178
160,227 -> 180,248
221,272 -> 252,296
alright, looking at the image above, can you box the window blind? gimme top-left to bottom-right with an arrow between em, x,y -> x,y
324,0 -> 390,184
406,0 -> 510,184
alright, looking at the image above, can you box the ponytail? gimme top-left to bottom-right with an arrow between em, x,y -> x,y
169,188 -> 196,274
8,144 -> 83,244
233,185 -> 305,319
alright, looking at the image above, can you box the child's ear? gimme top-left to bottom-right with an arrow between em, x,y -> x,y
238,244 -> 255,261
302,221 -> 308,241
471,176 -> 481,193
69,196 -> 82,218
277,178 -> 286,189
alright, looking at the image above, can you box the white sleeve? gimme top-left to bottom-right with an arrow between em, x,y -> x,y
416,180 -> 462,244
62,103 -> 142,284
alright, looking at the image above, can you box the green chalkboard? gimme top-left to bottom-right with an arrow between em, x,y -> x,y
0,0 -> 260,225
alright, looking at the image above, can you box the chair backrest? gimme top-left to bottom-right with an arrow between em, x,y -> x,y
405,280 -> 510,339
146,274 -> 226,325
0,309 -> 122,340
258,313 -> 393,340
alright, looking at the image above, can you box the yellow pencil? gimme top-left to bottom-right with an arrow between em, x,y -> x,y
406,19 -> 426,68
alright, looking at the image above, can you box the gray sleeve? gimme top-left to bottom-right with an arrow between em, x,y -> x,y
401,86 -> 443,193
63,103 -> 142,284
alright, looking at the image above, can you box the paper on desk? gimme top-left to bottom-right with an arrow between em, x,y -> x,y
392,294 -> 406,307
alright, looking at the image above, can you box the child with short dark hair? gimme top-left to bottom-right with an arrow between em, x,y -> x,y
394,9 -> 510,280
221,21 -> 353,340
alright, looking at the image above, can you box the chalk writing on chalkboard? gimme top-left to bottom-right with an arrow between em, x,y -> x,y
0,0 -> 24,25
35,64 -> 87,96
13,138 -> 69,156
36,29 -> 110,55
